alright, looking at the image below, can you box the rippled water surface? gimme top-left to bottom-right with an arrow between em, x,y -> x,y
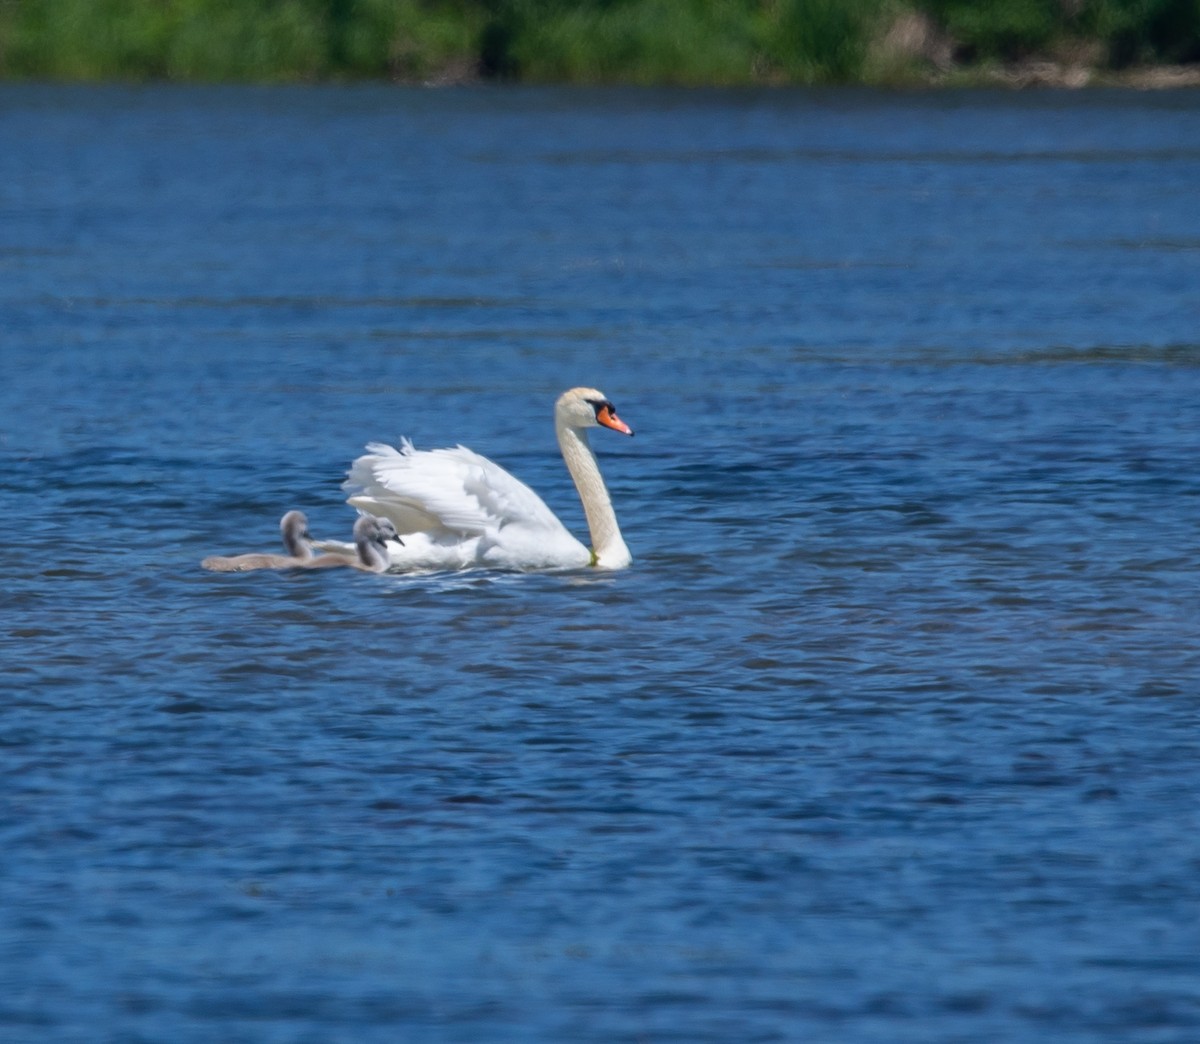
3,85 -> 1200,1042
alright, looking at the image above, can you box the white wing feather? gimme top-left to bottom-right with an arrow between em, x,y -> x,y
346,439 -> 565,535
342,440 -> 588,570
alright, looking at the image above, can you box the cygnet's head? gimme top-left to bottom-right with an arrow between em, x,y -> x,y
354,514 -> 400,545
353,514 -> 402,565
280,510 -> 314,559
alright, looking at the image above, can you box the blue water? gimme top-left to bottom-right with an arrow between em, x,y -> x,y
3,84 -> 1200,1042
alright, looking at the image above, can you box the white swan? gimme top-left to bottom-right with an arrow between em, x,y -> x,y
201,509 -> 316,572
202,512 -> 401,573
339,387 -> 634,571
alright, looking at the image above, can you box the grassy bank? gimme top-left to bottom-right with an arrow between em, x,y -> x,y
1,0 -> 1198,85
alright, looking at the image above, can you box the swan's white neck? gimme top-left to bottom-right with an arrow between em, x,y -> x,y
557,421 -> 631,569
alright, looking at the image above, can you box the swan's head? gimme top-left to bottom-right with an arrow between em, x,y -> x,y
376,516 -> 403,545
353,514 -> 403,547
280,510 -> 313,558
556,387 -> 634,436
353,515 -> 402,571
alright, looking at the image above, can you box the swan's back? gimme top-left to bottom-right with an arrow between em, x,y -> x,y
201,510 -> 315,573
201,552 -> 299,572
346,440 -> 571,539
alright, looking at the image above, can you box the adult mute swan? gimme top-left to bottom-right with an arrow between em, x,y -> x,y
201,509 -> 316,572
340,387 -> 634,572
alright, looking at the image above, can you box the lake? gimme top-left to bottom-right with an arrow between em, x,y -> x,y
2,83 -> 1200,1042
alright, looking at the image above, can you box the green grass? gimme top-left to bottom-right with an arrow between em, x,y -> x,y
922,0 -> 1200,66
0,0 -> 1197,83
479,0 -> 884,85
0,0 -> 486,81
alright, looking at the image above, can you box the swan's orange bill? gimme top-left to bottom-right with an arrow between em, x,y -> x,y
597,405 -> 634,436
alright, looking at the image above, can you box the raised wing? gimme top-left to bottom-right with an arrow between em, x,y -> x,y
344,440 -> 569,539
